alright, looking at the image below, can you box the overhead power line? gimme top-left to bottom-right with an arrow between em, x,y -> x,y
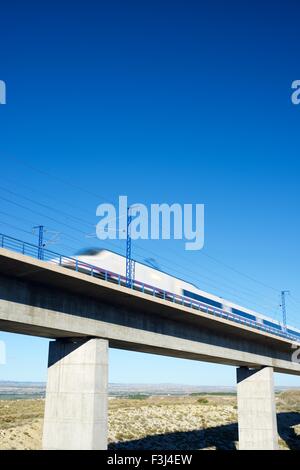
1,154 -> 294,319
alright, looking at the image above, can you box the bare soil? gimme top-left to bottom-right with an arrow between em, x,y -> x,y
0,392 -> 299,450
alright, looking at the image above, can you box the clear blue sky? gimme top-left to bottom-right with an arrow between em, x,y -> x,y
0,0 -> 299,386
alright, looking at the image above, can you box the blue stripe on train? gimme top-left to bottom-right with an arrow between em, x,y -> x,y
263,319 -> 282,330
182,290 -> 222,309
231,307 -> 256,321
287,328 -> 300,338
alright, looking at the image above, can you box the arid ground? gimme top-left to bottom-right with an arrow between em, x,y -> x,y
0,391 -> 299,450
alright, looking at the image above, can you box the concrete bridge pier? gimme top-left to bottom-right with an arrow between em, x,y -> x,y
237,366 -> 278,450
42,338 -> 108,450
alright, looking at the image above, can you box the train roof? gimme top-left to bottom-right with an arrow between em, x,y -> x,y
75,247 -> 199,288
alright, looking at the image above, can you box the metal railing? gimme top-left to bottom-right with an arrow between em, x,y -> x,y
0,232 -> 299,344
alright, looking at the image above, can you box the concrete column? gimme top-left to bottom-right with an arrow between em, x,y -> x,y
237,366 -> 278,450
42,338 -> 108,450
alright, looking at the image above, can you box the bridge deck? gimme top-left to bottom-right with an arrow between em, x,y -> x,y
0,248 -> 299,375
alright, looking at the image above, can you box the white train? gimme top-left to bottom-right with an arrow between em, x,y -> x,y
63,247 -> 300,341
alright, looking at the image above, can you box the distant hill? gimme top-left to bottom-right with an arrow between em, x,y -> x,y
109,383 -> 237,396
0,381 -> 298,399
0,381 -> 45,400
0,381 -> 45,387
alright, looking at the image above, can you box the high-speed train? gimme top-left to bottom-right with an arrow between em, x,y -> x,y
62,247 -> 300,341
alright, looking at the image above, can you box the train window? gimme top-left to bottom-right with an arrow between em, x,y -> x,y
287,329 -> 300,338
75,248 -> 102,256
231,308 -> 256,322
182,290 -> 222,309
263,319 -> 282,330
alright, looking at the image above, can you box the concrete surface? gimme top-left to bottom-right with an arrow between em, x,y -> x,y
42,338 -> 108,450
237,366 -> 278,450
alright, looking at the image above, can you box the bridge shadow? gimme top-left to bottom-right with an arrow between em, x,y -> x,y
108,412 -> 300,450
277,412 -> 300,450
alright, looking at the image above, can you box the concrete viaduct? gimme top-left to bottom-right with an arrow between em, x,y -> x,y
0,248 -> 299,450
